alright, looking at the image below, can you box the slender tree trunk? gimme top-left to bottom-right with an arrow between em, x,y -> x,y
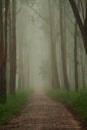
74,22 -> 79,92
48,0 -> 60,88
59,0 -> 70,90
80,45 -> 86,89
9,0 -> 16,95
0,0 -> 8,103
18,59 -> 23,89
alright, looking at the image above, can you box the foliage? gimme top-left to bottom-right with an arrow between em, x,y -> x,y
0,89 -> 32,124
47,88 -> 87,122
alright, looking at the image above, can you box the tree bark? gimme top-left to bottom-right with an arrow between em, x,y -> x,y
80,45 -> 86,89
9,0 -> 16,95
74,22 -> 79,92
0,0 -> 9,103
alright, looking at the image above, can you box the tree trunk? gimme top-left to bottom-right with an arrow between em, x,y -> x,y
48,0 -> 60,88
59,0 -> 70,90
80,45 -> 86,89
74,22 -> 79,92
0,0 -> 8,103
9,0 -> 16,95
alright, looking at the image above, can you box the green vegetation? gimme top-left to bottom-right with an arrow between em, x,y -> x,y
47,88 -> 87,122
0,89 -> 32,124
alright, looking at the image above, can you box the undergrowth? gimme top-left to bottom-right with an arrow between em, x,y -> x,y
47,88 -> 87,123
0,89 -> 32,124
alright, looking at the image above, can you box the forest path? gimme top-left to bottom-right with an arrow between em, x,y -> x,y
0,91 -> 81,130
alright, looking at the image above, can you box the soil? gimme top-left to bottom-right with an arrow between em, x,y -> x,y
0,92 -> 81,130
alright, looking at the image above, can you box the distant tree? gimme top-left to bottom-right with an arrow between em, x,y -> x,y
39,60 -> 49,88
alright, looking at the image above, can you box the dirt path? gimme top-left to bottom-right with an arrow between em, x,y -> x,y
0,92 -> 81,130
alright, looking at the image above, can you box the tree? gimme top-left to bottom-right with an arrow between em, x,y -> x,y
0,0 -> 10,103
59,0 -> 70,90
74,22 -> 79,92
80,43 -> 86,89
69,0 -> 87,55
9,0 -> 17,95
48,0 -> 60,88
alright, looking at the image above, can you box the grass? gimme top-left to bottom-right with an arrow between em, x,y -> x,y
0,89 -> 33,124
47,88 -> 87,123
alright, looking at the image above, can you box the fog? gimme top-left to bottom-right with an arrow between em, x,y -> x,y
15,0 -> 87,92
0,0 -> 87,129
16,0 -> 51,91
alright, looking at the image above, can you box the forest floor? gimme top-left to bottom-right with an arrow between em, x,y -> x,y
0,91 -> 81,130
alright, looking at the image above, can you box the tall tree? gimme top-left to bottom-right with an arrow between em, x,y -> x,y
48,0 -> 60,88
74,22 -> 79,92
59,0 -> 70,90
0,0 -> 9,103
80,44 -> 86,89
9,0 -> 16,95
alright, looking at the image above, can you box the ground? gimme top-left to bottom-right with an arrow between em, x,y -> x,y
0,91 -> 81,130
